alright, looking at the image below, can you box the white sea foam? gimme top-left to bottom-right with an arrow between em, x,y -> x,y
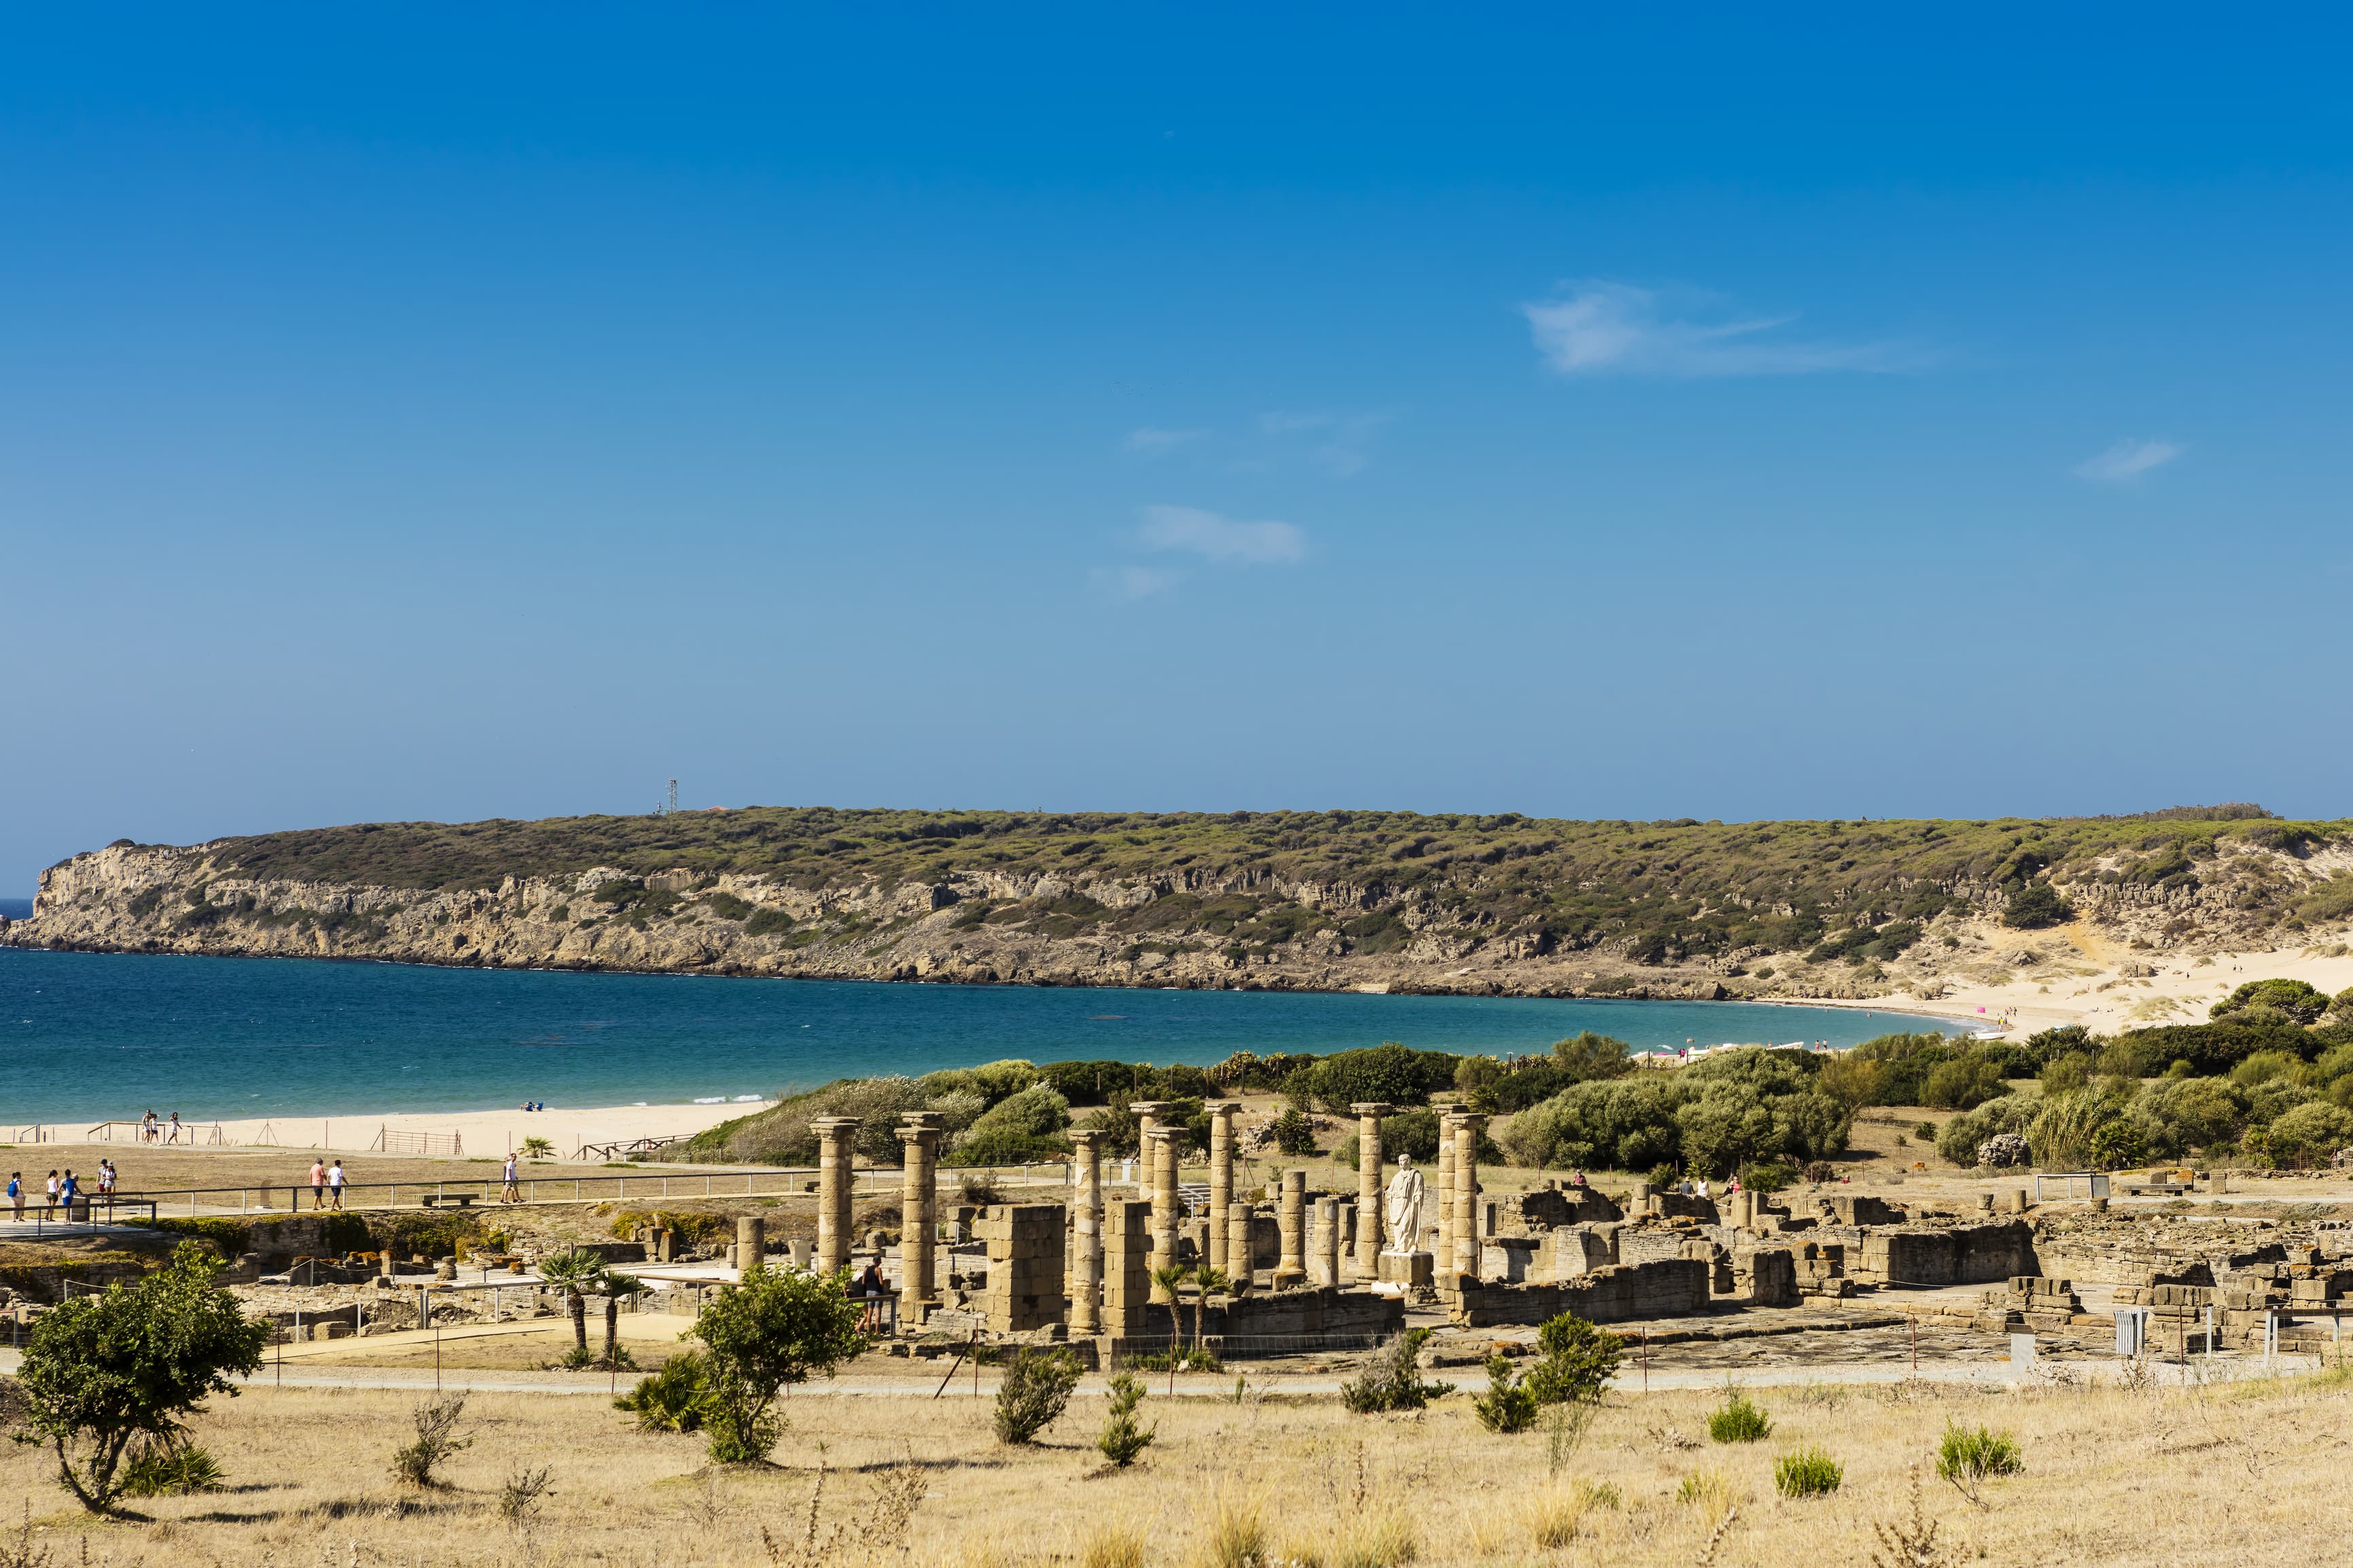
693,1095 -> 725,1104
732,1095 -> 761,1102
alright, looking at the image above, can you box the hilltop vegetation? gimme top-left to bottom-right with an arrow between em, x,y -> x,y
140,803 -> 2353,972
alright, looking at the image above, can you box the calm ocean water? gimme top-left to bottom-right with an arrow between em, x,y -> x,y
0,947 -> 1954,1123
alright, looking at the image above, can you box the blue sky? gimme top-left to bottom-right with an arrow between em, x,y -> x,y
5,8 -> 2352,893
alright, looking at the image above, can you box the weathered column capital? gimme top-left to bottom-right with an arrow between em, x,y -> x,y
1350,1102 -> 1393,1118
897,1110 -> 946,1131
1067,1127 -> 1104,1148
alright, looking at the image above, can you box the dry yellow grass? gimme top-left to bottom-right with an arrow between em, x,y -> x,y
1,1366 -> 2346,1566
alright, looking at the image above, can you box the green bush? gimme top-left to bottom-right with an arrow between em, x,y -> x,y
2001,881 -> 2074,929
1270,1108 -> 1317,1155
128,1216 -> 251,1258
1524,1312 -> 1621,1406
1097,1372 -> 1155,1466
1739,1162 -> 1794,1195
1473,1356 -> 1539,1434
613,1351 -> 709,1432
1341,1330 -> 1447,1414
1306,1043 -> 1460,1114
1774,1446 -> 1844,1498
992,1348 -> 1082,1444
742,907 -> 794,936
1937,1422 -> 2022,1484
1706,1389 -> 1772,1444
118,1439 -> 224,1497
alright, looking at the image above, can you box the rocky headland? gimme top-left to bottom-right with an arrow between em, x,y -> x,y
6,806 -> 2350,1007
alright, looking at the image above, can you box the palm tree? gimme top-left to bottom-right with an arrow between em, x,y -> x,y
537,1248 -> 607,1357
1189,1266 -> 1229,1354
600,1269 -> 643,1368
1149,1263 -> 1191,1394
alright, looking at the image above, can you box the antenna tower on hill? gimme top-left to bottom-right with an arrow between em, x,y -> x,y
668,779 -> 678,814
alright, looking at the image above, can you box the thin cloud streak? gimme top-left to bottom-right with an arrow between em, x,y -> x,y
1124,426 -> 1207,456
1523,280 -> 1909,378
1258,409 -> 1389,476
1136,504 -> 1306,565
1088,564 -> 1185,600
2074,437 -> 2183,483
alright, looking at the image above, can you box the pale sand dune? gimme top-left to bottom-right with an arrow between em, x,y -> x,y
196,1097 -> 776,1159
1799,922 -> 2353,1040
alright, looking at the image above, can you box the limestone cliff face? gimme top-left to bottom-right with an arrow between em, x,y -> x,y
3,833 -> 2339,1004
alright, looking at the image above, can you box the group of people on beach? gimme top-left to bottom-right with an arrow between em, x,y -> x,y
137,1110 -> 183,1144
516,1101 -> 547,1112
7,1161 -> 117,1219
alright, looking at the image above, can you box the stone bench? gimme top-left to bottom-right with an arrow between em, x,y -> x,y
420,1194 -> 476,1209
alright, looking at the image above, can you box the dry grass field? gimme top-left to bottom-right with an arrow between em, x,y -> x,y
3,1360 -> 2348,1568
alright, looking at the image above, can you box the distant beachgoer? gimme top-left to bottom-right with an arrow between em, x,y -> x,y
58,1171 -> 77,1217
97,1161 -> 115,1199
141,1110 -> 158,1144
1696,1178 -> 1710,1201
309,1159 -> 327,1209
43,1171 -> 58,1218
166,1112 -> 182,1145
1571,1169 -> 1587,1188
501,1153 -> 520,1204
855,1260 -> 887,1330
6,1173 -> 19,1221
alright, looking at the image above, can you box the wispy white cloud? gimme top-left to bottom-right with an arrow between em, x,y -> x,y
1088,564 -> 1185,600
1124,426 -> 1207,456
1523,280 -> 1907,379
1257,409 -> 1389,476
1136,504 -> 1306,565
2073,437 -> 2182,484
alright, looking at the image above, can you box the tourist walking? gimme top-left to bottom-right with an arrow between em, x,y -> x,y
501,1152 -> 520,1204
309,1158 -> 327,1210
326,1160 -> 346,1209
6,1173 -> 20,1222
58,1171 -> 77,1220
166,1112 -> 182,1145
140,1110 -> 158,1144
43,1171 -> 58,1219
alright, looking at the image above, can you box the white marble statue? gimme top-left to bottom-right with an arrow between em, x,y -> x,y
1381,1156 -> 1425,1255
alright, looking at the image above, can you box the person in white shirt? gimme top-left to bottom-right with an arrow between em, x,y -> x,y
501,1153 -> 521,1203
326,1161 -> 346,1210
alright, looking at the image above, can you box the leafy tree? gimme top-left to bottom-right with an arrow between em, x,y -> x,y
537,1248 -> 606,1359
691,1264 -> 869,1463
1922,1057 -> 2010,1112
2212,979 -> 2331,1025
1814,1054 -> 1890,1111
2265,1101 -> 2353,1166
16,1242 -> 268,1513
1523,1312 -> 1621,1406
1550,1032 -> 1635,1082
2000,881 -> 2074,930
1306,1043 -> 1459,1113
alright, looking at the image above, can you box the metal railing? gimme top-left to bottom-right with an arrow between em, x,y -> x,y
105,1162 -> 1094,1218
0,1197 -> 160,1232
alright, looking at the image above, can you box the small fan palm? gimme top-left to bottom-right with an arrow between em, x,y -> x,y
537,1249 -> 607,1357
600,1270 -> 644,1367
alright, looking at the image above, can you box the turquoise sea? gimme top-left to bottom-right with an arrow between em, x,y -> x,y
0,947 -> 1954,1123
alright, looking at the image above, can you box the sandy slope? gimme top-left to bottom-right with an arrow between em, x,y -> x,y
1803,920 -> 2353,1040
182,1098 -> 777,1159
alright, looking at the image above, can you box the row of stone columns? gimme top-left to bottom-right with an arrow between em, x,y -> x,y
797,1094 -> 1490,1335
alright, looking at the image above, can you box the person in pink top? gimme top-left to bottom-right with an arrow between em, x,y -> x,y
309,1159 -> 327,1209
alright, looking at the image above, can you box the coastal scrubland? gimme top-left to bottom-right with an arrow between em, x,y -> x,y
683,972 -> 2353,1180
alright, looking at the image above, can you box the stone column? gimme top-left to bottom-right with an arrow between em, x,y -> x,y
1226,1195 -> 1255,1296
1207,1102 -> 1238,1273
1312,1195 -> 1342,1286
1435,1113 -> 1458,1267
896,1112 -> 944,1316
1352,1102 -> 1390,1276
736,1214 -> 766,1275
1451,1113 -> 1484,1281
1068,1129 -> 1104,1334
1130,1100 -> 1172,1195
1145,1127 -> 1181,1298
812,1116 -> 859,1273
1275,1170 -> 1306,1288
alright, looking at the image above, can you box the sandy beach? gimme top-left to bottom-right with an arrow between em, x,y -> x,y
170,1098 -> 778,1159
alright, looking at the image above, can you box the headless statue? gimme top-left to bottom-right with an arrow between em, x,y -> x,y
1382,1156 -> 1425,1255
